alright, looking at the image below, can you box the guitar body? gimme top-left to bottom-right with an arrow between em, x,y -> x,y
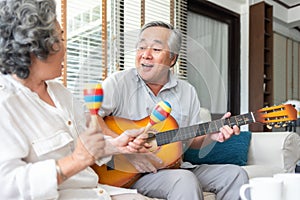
91,115 -> 182,188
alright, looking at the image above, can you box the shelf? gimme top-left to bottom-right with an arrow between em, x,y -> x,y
264,63 -> 271,67
264,48 -> 270,51
249,2 -> 273,132
263,102 -> 270,107
264,77 -> 271,81
265,32 -> 271,37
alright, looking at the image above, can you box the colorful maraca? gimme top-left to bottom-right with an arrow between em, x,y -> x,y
83,82 -> 103,129
144,101 -> 172,133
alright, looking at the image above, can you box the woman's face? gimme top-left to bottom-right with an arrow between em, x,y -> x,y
30,22 -> 65,81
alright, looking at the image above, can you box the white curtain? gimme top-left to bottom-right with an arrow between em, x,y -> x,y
187,11 -> 228,114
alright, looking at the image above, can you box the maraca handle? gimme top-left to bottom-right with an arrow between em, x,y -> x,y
89,115 -> 101,131
143,123 -> 152,135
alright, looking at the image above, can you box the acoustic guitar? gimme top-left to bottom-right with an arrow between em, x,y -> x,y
91,104 -> 297,188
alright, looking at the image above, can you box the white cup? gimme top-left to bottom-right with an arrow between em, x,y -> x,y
239,177 -> 283,200
274,173 -> 300,200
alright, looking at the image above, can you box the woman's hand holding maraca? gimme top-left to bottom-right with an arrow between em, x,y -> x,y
72,126 -> 105,167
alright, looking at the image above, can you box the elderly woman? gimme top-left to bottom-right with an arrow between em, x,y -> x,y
0,0 -> 155,199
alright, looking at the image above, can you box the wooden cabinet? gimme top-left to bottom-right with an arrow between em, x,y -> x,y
249,2 -> 273,132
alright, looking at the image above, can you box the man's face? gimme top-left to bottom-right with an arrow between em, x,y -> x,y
135,26 -> 177,85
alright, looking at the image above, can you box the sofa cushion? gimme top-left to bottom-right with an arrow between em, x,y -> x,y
183,131 -> 251,166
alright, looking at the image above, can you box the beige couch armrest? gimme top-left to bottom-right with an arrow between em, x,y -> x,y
283,132 -> 300,172
246,132 -> 300,174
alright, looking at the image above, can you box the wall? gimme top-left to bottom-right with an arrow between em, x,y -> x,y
273,33 -> 300,104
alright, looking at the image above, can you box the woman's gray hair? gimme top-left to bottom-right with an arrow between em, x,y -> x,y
0,0 -> 58,79
138,21 -> 182,59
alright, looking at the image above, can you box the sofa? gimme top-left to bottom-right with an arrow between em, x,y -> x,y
201,131 -> 300,200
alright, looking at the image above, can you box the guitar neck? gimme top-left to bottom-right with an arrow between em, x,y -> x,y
155,112 -> 255,146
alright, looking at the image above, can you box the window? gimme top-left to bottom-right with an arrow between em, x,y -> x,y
59,0 -> 188,103
187,12 -> 229,114
187,0 -> 240,116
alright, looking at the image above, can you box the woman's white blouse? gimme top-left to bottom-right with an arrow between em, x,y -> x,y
0,75 -> 136,200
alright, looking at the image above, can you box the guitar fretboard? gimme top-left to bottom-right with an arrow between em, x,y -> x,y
155,112 -> 255,146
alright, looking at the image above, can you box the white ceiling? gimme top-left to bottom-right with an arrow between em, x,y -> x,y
279,0 -> 300,7
274,0 -> 300,31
